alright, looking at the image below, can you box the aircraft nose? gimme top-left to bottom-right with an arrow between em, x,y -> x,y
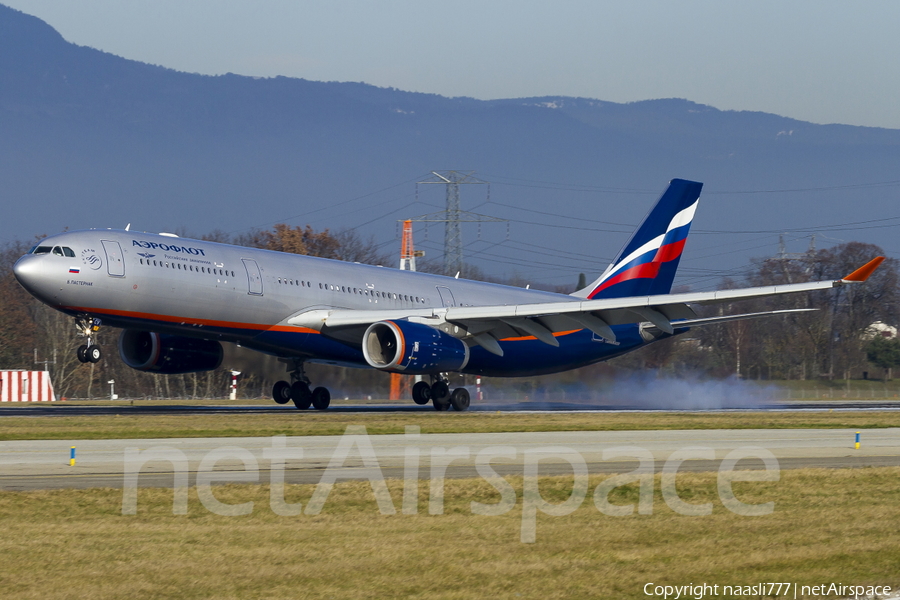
13,254 -> 45,292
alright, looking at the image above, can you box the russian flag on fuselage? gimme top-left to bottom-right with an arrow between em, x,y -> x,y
584,179 -> 702,300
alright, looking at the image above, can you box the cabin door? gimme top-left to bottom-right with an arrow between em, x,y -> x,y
101,240 -> 125,277
436,286 -> 456,307
242,259 -> 263,295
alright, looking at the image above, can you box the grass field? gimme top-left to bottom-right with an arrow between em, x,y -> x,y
1,410 -> 900,441
2,408 -> 897,598
1,468 -> 898,599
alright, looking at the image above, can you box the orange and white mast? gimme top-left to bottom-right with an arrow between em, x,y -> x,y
391,220 -> 423,400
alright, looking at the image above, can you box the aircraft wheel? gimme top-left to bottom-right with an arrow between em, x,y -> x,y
77,345 -> 89,363
433,397 -> 450,411
291,381 -> 312,410
412,381 -> 432,405
87,346 -> 102,363
431,381 -> 449,402
273,381 -> 292,404
450,388 -> 470,412
311,386 -> 331,410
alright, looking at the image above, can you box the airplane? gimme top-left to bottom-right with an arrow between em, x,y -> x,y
13,179 -> 884,411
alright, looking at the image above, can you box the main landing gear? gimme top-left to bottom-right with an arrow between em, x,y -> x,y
272,360 -> 331,411
75,316 -> 103,364
412,375 -> 470,412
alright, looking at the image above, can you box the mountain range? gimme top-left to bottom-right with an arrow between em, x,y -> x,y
2,3 -> 899,288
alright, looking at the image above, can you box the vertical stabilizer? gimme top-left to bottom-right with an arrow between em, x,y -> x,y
572,179 -> 703,299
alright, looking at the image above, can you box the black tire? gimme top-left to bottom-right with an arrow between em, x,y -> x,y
412,381 -> 432,405
450,388 -> 470,411
433,398 -> 450,411
272,381 -> 292,404
87,346 -> 102,363
431,380 -> 450,402
311,386 -> 331,410
291,381 -> 312,410
77,345 -> 89,363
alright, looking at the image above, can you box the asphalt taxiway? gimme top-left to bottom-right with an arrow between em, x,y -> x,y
2,428 -> 898,491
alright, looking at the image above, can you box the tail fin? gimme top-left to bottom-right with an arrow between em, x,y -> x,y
573,178 -> 703,299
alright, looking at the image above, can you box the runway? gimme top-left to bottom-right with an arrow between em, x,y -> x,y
2,428 -> 898,491
2,399 -> 900,416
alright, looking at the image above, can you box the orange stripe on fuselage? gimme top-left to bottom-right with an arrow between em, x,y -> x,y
68,306 -> 585,344
61,305 -> 320,335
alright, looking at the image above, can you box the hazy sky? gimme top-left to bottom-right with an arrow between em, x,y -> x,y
6,0 -> 900,128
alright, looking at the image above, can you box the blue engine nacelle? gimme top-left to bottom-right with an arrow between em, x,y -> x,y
118,330 -> 224,374
362,320 -> 470,374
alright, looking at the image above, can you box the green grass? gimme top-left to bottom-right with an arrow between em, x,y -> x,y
772,378 -> 900,399
1,410 -> 900,441
1,468 -> 898,599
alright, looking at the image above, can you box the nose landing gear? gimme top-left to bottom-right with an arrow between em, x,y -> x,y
75,316 -> 102,363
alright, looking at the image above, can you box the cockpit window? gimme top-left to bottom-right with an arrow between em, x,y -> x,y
32,246 -> 52,254
52,247 -> 64,256
62,247 -> 75,257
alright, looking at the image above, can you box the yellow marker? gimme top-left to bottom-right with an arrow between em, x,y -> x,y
69,446 -> 76,466
855,432 -> 860,450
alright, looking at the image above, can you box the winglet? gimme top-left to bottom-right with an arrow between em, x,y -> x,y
842,256 -> 885,282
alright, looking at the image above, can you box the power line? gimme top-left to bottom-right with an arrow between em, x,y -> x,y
412,171 -> 501,275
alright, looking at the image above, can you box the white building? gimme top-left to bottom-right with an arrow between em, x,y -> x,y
864,321 -> 898,340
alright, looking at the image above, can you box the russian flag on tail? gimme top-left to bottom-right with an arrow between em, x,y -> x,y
574,179 -> 703,300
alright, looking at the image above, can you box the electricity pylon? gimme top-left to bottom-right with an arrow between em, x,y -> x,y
414,171 -> 503,276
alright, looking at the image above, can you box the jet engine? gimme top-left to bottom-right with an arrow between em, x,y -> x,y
362,320 -> 469,374
118,330 -> 224,374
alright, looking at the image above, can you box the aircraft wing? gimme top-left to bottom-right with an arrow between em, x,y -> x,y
287,256 -> 884,355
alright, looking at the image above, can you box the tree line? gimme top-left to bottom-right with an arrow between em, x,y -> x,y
1,227 -> 898,400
